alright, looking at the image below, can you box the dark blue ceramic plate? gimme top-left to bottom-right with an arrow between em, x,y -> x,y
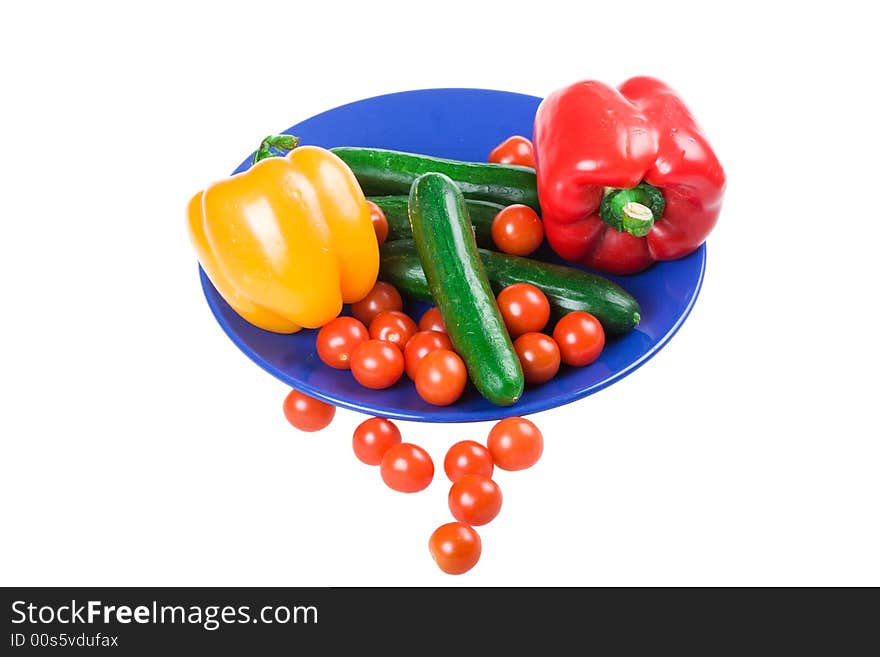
199,88 -> 706,422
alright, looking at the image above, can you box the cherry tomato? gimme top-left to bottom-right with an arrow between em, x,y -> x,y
487,417 -> 543,471
352,417 -> 402,466
282,389 -> 335,432
448,475 -> 503,526
491,204 -> 544,256
380,442 -> 434,493
404,330 -> 454,379
350,339 -> 405,389
428,522 -> 481,575
414,349 -> 467,406
444,440 -> 494,481
369,310 -> 418,348
488,135 -> 535,168
514,332 -> 561,384
496,283 -> 550,338
418,306 -> 446,333
552,311 -> 605,367
350,281 -> 403,326
315,316 -> 369,370
366,200 -> 388,246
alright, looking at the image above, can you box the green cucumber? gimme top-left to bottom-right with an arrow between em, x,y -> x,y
408,173 -> 523,407
380,240 -> 641,337
368,195 -> 502,246
333,147 -> 539,212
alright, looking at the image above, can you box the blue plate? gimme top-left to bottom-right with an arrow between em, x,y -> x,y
198,88 -> 706,423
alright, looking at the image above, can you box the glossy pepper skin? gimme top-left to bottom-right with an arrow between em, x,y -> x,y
188,145 -> 379,332
534,76 -> 726,274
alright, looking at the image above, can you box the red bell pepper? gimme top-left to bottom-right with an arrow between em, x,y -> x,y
533,76 -> 726,274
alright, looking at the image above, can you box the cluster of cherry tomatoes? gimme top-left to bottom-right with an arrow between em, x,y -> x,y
314,275 -> 605,404
280,390 -> 543,574
355,414 -> 543,574
314,283 -> 468,405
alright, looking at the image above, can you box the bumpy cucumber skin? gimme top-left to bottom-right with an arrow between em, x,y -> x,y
408,174 -> 524,407
334,147 -> 539,212
368,195 -> 501,246
379,240 -> 641,337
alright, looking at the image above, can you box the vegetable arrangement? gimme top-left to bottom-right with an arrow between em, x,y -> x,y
188,76 -> 725,574
236,134 -> 637,407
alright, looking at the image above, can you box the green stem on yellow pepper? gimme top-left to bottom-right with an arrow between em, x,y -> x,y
253,134 -> 300,164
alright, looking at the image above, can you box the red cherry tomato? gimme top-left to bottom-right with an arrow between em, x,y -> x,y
404,330 -> 454,380
418,306 -> 446,333
414,349 -> 467,406
487,417 -> 543,471
350,339 -> 404,389
496,283 -> 550,338
491,204 -> 544,256
514,332 -> 561,384
369,310 -> 418,348
380,442 -> 434,493
350,281 -> 403,326
428,522 -> 482,575
552,311 -> 605,366
488,135 -> 535,168
352,417 -> 402,466
366,200 -> 388,246
444,440 -> 494,481
315,316 -> 369,370
448,475 -> 503,526
282,389 -> 335,432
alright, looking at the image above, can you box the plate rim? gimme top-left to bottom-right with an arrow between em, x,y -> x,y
230,86 -> 546,176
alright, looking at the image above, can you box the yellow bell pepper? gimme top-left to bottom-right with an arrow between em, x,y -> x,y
188,143 -> 379,333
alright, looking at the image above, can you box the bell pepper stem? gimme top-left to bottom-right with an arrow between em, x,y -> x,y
599,182 -> 665,238
253,134 -> 300,164
621,202 -> 653,236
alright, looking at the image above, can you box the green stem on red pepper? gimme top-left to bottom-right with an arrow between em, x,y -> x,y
253,134 -> 299,164
599,182 -> 665,238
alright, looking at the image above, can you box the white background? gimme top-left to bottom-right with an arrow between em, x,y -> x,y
1,1 -> 877,586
